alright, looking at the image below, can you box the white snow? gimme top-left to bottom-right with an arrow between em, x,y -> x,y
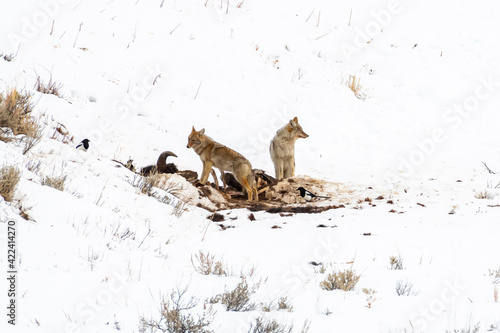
1,0 -> 500,332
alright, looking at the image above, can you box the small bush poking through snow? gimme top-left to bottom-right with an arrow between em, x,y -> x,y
395,279 -> 416,296
0,89 -> 39,138
489,267 -> 500,284
445,322 -> 481,333
277,296 -> 293,312
474,190 -> 489,199
210,278 -> 258,311
191,251 -> 227,276
362,288 -> 377,308
41,175 -> 67,191
0,165 -> 21,202
247,316 -> 293,333
389,255 -> 404,270
0,52 -> 15,62
140,288 -> 214,333
260,296 -> 293,313
313,263 -> 327,274
319,269 -> 360,291
260,300 -> 274,312
342,74 -> 365,100
35,75 -> 63,97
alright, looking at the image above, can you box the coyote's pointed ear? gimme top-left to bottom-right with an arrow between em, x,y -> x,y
191,126 -> 196,133
289,118 -> 297,128
293,116 -> 298,123
200,128 -> 205,135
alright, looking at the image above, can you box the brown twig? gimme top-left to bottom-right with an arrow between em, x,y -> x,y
170,23 -> 181,35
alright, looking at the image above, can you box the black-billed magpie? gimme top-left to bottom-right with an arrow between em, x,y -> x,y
297,186 -> 331,201
76,139 -> 90,151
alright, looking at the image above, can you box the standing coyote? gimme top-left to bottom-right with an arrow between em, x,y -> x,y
187,127 -> 258,201
270,117 -> 309,181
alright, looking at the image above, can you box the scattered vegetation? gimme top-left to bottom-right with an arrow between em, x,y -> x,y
362,288 -> 377,308
26,160 -> 42,174
0,52 -> 15,62
50,122 -> 73,144
395,279 -> 416,296
260,297 -> 293,313
247,316 -> 293,333
132,173 -> 161,196
191,251 -> 227,276
489,267 -> 500,284
322,308 -> 333,316
209,278 -> 258,311
171,200 -> 188,218
0,89 -> 39,139
299,320 -> 311,333
260,300 -> 274,313
445,322 -> 481,333
21,129 -> 42,155
35,75 -> 62,97
389,255 -> 404,270
0,130 -> 11,143
474,190 -> 489,199
277,296 -> 293,312
342,74 -> 364,100
0,165 -> 21,202
140,288 -> 214,333
41,175 -> 67,191
319,269 -> 360,291
18,202 -> 33,221
0,88 -> 41,154
487,179 -> 500,190
313,263 -> 326,274
129,174 -> 187,217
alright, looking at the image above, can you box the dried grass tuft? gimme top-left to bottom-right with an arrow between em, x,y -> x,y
0,165 -> 21,202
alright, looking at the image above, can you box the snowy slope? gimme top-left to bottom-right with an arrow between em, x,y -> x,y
1,0 -> 500,332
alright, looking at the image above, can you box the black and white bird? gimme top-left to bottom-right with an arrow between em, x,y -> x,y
297,186 -> 331,201
76,139 -> 90,151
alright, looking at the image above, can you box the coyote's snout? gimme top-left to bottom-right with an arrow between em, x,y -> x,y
270,116 -> 309,181
187,127 -> 258,201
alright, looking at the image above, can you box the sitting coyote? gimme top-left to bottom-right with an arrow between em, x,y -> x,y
269,117 -> 309,181
187,127 -> 258,201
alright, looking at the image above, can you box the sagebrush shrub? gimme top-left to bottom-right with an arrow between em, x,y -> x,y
140,288 -> 214,333
210,278 -> 258,311
277,297 -> 293,312
42,175 -> 67,191
247,316 -> 293,333
319,269 -> 360,291
191,251 -> 227,276
389,255 -> 404,270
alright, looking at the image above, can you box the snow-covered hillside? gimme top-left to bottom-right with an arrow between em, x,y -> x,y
1,0 -> 500,332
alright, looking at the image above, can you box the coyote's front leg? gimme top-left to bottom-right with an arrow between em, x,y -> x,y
200,161 -> 214,184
